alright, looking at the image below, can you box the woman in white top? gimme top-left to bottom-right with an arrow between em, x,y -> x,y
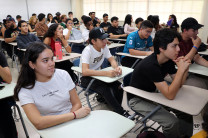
123,14 -> 135,35
14,42 -> 90,130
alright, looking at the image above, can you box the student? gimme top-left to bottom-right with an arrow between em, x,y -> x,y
28,16 -> 37,32
82,17 -> 93,43
14,42 -> 90,130
0,51 -> 17,138
4,17 -> 18,58
68,11 -> 79,28
130,28 -> 193,138
107,16 -> 127,39
46,13 -> 56,27
16,20 -> 41,63
122,20 -> 154,68
35,13 -> 48,37
192,105 -> 208,138
90,12 -> 100,27
100,13 -> 111,32
123,14 -> 135,35
80,27 -> 129,117
179,17 -> 208,89
16,15 -> 21,25
43,23 -> 77,82
135,17 -> 144,30
80,15 -> 87,33
169,14 -> 179,32
63,19 -> 85,53
60,15 -> 67,29
53,12 -> 61,23
149,15 -> 160,39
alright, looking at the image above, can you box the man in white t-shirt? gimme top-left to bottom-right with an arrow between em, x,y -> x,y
80,27 -> 130,117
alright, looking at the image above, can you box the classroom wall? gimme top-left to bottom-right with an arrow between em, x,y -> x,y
0,0 -> 71,22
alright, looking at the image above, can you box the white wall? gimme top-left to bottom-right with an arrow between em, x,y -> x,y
0,0 -> 71,22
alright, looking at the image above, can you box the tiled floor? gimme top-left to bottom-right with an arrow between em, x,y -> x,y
7,57 -> 203,138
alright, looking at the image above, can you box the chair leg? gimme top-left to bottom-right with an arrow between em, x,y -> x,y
13,104 -> 30,138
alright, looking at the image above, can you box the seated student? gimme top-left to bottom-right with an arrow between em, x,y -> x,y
149,15 -> 160,40
179,17 -> 208,89
68,11 -> 79,29
43,23 -> 77,82
14,42 -> 90,130
46,13 -> 56,27
80,15 -> 87,33
16,15 -> 21,26
123,14 -> 135,35
28,16 -> 37,32
122,20 -> 154,68
192,105 -> 208,138
53,12 -> 61,23
90,12 -> 100,27
129,28 -> 193,138
63,19 -> 85,54
0,51 -> 17,138
4,17 -> 19,58
82,17 -> 94,43
60,15 -> 67,29
16,20 -> 41,63
35,13 -> 48,37
168,14 -> 179,32
107,16 -> 127,39
100,13 -> 111,33
135,17 -> 144,30
80,27 -> 129,117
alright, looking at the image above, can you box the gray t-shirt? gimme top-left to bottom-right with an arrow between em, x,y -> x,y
18,69 -> 75,116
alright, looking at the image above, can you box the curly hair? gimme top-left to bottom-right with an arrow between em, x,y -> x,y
28,16 -> 37,25
43,23 -> 59,40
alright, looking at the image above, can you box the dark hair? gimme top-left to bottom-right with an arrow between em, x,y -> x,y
7,15 -> 12,18
68,11 -> 73,15
140,20 -> 153,29
170,14 -> 178,26
81,15 -> 87,21
14,42 -> 52,100
43,23 -> 59,40
38,13 -> 45,21
135,18 -> 144,25
18,20 -> 27,28
61,15 -> 67,21
147,15 -> 152,21
16,15 -> 21,19
123,14 -> 132,27
89,12 -> 92,16
83,17 -> 92,25
91,12 -> 95,14
66,18 -> 72,24
103,13 -> 108,18
150,15 -> 159,30
153,28 -> 182,54
111,16 -> 118,22
47,13 -> 52,22
32,13 -> 36,16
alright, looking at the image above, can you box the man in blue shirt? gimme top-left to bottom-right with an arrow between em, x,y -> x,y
122,20 -> 154,68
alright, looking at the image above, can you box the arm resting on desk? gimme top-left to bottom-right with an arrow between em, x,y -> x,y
193,54 -> 208,67
154,69 -> 186,100
109,33 -> 127,39
4,37 -> 16,43
0,66 -> 12,83
69,88 -> 82,112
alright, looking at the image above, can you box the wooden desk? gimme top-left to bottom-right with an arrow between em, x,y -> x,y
189,63 -> 208,76
198,49 -> 208,55
24,110 -> 135,138
54,53 -> 81,62
124,85 -> 208,115
107,43 -> 125,49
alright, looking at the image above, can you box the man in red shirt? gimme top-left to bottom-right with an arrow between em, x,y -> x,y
179,17 -> 208,89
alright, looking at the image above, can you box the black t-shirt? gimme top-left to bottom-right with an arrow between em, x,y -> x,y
53,17 -> 61,23
130,53 -> 177,93
92,19 -> 98,27
170,24 -> 179,31
0,52 -> 8,83
73,18 -> 79,25
4,28 -> 18,39
100,22 -> 111,28
107,26 -> 126,39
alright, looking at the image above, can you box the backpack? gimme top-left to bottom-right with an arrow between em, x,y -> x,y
137,127 -> 166,138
